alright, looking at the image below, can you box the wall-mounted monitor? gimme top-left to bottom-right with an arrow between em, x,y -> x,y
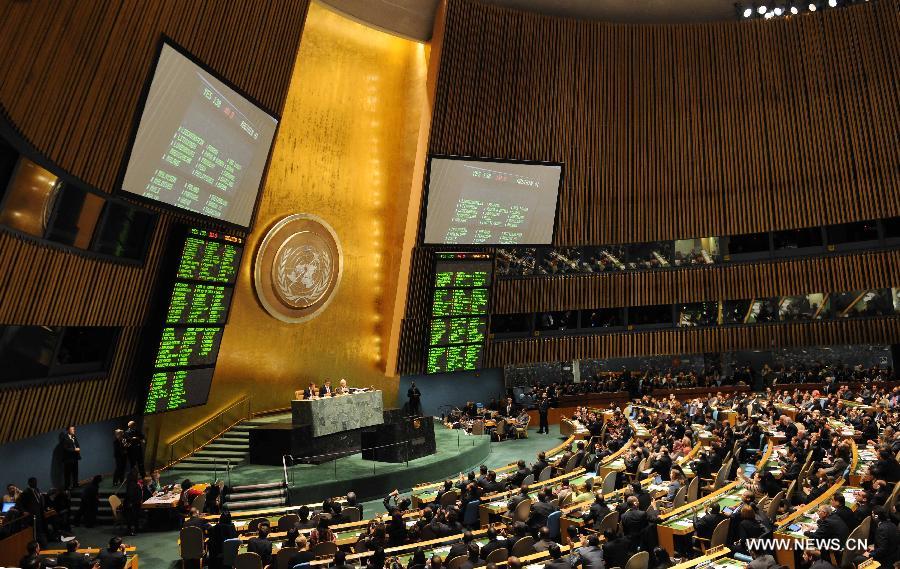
119,40 -> 278,228
423,156 -> 563,246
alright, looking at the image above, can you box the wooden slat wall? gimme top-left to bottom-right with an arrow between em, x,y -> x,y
428,0 -> 900,243
398,0 -> 900,373
0,0 -> 310,444
492,249 -> 900,313
485,318 -> 900,367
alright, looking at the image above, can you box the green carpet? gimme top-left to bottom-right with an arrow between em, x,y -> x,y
46,424 -> 563,569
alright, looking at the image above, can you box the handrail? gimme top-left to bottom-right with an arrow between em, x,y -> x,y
162,395 -> 252,470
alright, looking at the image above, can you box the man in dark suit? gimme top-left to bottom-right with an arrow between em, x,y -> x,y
59,425 -> 81,489
830,494 -> 856,533
602,530 -> 630,569
124,421 -> 146,478
543,545 -> 570,569
868,507 -> 900,567
57,540 -> 92,569
480,471 -> 503,494
480,527 -> 511,561
533,526 -> 556,552
302,381 -> 318,399
528,491 -> 557,530
692,503 -> 725,540
582,494 -> 611,530
183,507 -> 211,533
537,396 -> 551,435
17,478 -> 48,546
574,535 -> 605,569
319,378 -> 334,397
531,452 -> 549,480
95,537 -> 128,569
510,460 -> 531,487
247,522 -> 274,566
408,382 -> 422,416
650,448 -> 672,481
621,496 -> 658,547
503,398 -> 518,419
448,531 -> 477,561
803,505 -> 849,555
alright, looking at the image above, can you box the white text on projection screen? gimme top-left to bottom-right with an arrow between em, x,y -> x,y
121,44 -> 278,227
424,159 -> 561,245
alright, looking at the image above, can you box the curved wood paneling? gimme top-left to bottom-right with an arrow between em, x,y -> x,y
492,249 -> 900,313
485,318 -> 900,366
0,0 -> 311,444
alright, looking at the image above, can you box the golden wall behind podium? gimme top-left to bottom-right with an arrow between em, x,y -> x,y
146,3 -> 427,460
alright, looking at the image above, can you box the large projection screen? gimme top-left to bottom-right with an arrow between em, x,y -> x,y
120,42 -> 278,228
423,157 -> 562,245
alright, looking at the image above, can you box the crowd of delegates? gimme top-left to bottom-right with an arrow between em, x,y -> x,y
519,363 -> 893,402
17,537 -> 130,569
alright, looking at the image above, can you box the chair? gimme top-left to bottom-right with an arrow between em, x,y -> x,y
559,420 -> 574,438
108,495 -> 124,529
764,491 -> 783,521
343,506 -> 362,522
247,517 -> 269,532
278,513 -> 301,530
686,476 -> 699,502
447,555 -> 468,569
180,526 -> 205,568
511,536 -> 535,557
840,521 -> 870,568
602,471 -> 617,496
221,538 -> 241,568
486,548 -> 509,565
856,514 -> 872,540
522,474 -> 535,486
440,489 -> 459,507
471,420 -> 485,436
277,548 -> 300,569
462,499 -> 480,528
564,455 -> 580,473
702,465 -> 727,495
560,492 -> 574,507
234,552 -> 263,569
784,479 -> 797,506
538,466 -> 553,481
598,511 -> 619,534
312,541 -> 338,559
697,518 -> 731,553
671,485 -> 688,509
190,492 -> 207,514
513,498 -> 533,523
493,420 -> 507,441
624,551 -> 649,569
516,416 -> 530,439
547,510 -> 562,540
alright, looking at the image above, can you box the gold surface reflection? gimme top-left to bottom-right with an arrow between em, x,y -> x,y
147,2 -> 426,456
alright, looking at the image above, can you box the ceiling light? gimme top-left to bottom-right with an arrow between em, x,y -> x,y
809,2 -> 817,9
828,0 -> 837,6
764,11 -> 774,17
758,4 -> 768,12
774,7 -> 784,14
744,7 -> 753,16
791,5 -> 799,12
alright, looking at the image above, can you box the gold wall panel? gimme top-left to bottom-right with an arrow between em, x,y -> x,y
146,3 -> 426,454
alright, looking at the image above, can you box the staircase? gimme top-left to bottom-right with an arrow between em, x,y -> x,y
163,413 -> 291,481
223,481 -> 288,512
70,484 -> 119,527
166,423 -> 251,478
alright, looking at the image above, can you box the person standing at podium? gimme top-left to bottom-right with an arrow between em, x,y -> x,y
407,382 -> 422,416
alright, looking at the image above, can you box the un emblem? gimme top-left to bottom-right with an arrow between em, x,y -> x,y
254,214 -> 342,322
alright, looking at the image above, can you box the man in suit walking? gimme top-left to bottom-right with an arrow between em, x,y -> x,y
124,421 -> 146,478
538,395 -> 551,435
59,425 -> 81,489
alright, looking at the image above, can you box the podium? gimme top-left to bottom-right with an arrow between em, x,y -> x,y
361,410 -> 436,463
